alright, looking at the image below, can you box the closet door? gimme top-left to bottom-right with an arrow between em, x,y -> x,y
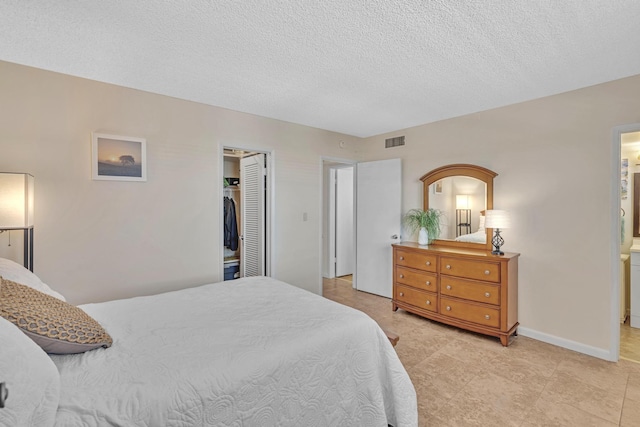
240,153 -> 266,277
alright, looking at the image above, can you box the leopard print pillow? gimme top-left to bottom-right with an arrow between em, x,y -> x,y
0,276 -> 112,354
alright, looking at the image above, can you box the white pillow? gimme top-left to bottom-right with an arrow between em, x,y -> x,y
0,317 -> 60,427
0,257 -> 65,301
478,214 -> 486,231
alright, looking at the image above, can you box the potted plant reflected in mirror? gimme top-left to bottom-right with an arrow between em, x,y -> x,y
403,208 -> 442,246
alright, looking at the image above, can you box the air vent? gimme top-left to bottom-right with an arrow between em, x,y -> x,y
385,136 -> 405,148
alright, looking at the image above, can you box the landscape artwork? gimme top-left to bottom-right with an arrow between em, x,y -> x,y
92,133 -> 147,181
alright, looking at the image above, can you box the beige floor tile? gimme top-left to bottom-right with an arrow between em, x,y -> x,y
626,372 -> 640,402
554,354 -> 630,393
521,394 -> 618,427
429,397 -> 521,427
455,371 -> 545,421
621,396 -> 640,426
540,372 -> 625,424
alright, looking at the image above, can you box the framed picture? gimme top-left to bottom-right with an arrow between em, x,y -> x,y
433,180 -> 443,194
92,133 -> 147,181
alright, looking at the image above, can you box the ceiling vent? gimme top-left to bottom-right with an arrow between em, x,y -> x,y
385,136 -> 405,148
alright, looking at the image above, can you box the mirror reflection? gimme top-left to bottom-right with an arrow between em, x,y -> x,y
429,176 -> 487,243
421,164 -> 496,250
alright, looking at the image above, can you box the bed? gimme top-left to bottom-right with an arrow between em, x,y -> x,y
454,211 -> 487,243
0,258 -> 417,427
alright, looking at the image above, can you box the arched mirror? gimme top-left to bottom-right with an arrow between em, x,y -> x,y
420,164 -> 497,251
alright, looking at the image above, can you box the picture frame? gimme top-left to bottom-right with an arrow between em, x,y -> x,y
433,180 -> 443,194
92,133 -> 147,181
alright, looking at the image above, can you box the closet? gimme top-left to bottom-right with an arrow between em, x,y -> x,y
222,149 -> 268,281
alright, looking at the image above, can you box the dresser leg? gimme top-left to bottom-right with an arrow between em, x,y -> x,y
392,302 -> 398,311
500,335 -> 509,346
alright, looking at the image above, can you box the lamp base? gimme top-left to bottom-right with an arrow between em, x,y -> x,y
491,229 -> 505,256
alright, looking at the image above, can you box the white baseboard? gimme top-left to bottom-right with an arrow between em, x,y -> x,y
517,327 -> 613,361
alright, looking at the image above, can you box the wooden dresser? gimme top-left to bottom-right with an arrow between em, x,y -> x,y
392,242 -> 519,346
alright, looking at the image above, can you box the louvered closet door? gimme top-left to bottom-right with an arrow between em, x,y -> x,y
240,153 -> 266,277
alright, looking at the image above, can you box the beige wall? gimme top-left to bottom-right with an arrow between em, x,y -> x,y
355,74 -> 640,354
0,61 -> 359,304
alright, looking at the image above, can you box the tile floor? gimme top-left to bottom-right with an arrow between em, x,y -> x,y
323,276 -> 640,427
620,317 -> 640,362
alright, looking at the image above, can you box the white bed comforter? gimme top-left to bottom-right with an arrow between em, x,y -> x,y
51,277 -> 417,426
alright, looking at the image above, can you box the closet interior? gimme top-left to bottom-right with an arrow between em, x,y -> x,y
223,150 -> 242,280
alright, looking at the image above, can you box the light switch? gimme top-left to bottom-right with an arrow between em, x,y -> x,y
303,212 -> 308,221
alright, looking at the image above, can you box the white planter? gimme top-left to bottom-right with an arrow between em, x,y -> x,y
418,227 -> 428,246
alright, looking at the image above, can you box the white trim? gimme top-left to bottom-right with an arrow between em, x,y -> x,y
518,327 -> 613,361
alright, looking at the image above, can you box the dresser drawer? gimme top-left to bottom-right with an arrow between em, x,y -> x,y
396,266 -> 438,292
395,285 -> 437,312
440,257 -> 500,283
441,276 -> 500,305
440,296 -> 500,328
396,249 -> 437,272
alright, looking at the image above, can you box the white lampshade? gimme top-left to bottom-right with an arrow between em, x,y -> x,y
0,173 -> 34,228
484,210 -> 510,229
456,195 -> 470,210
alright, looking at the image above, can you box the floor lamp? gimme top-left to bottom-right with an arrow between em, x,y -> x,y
455,195 -> 471,237
0,173 -> 34,271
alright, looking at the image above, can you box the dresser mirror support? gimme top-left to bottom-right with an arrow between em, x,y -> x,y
420,164 -> 497,251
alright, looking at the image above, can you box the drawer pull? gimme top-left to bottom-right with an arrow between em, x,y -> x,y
399,274 -> 404,278
426,281 -> 431,286
446,306 -> 451,311
426,261 -> 431,266
399,292 -> 404,297
446,285 -> 452,290
485,314 -> 491,320
426,300 -> 431,305
446,265 -> 451,270
484,270 -> 490,275
400,256 -> 404,260
485,292 -> 491,298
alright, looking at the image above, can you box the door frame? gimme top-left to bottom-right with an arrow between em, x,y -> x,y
320,157 -> 357,289
219,143 -> 275,282
611,123 -> 640,361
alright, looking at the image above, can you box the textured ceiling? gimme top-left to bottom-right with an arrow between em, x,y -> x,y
1,1 -> 640,137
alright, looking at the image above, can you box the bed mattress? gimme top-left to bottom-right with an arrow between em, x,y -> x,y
51,276 -> 417,426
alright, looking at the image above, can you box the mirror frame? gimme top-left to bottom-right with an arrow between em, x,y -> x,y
420,164 -> 497,251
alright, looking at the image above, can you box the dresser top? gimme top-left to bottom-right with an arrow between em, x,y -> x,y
393,241 -> 520,260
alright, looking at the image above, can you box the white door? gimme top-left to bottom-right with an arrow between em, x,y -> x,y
240,153 -> 266,277
356,158 -> 402,298
336,167 -> 354,277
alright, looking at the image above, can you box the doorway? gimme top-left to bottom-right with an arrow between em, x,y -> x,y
325,164 -> 355,281
321,157 -> 402,298
323,160 -> 356,283
221,147 -> 272,282
618,129 -> 640,362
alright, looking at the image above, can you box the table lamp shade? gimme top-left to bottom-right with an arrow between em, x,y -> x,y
0,173 -> 34,228
484,210 -> 510,229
